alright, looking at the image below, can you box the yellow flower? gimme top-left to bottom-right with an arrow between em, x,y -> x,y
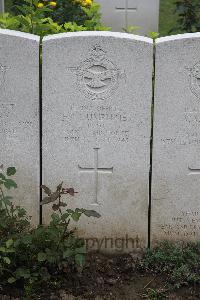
81,0 -> 92,6
49,1 -> 57,7
75,0 -> 92,7
84,0 -> 92,6
37,2 -> 44,8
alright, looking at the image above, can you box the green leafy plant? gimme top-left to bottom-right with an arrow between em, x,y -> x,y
51,0 -> 91,25
0,165 -> 30,240
142,287 -> 168,300
12,0 -> 64,36
139,241 -> 200,288
148,31 -> 159,40
0,13 -> 20,30
51,0 -> 108,30
123,25 -> 140,34
1,0 -> 109,35
0,166 -> 101,297
81,2 -> 110,31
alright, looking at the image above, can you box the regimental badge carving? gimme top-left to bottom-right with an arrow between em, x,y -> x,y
188,62 -> 200,99
69,45 -> 125,100
0,64 -> 7,89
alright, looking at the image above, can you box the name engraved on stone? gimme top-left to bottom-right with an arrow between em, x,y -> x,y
86,111 -> 127,122
78,148 -> 113,205
188,62 -> 200,99
62,103 -> 130,143
68,45 -> 125,100
160,210 -> 200,238
0,103 -> 15,118
64,129 -> 80,142
0,103 -> 15,108
92,129 -> 129,143
0,103 -> 33,137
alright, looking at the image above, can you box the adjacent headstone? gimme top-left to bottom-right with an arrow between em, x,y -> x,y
152,33 -> 200,244
0,0 -> 4,13
98,0 -> 160,35
0,29 -> 40,225
43,32 -> 153,252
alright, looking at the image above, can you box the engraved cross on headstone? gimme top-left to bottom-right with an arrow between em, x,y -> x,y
78,148 -> 113,205
188,166 -> 200,176
116,0 -> 137,11
188,164 -> 200,189
115,0 -> 138,28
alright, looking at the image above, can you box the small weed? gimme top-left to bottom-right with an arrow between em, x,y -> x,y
139,240 -> 200,290
142,287 -> 168,300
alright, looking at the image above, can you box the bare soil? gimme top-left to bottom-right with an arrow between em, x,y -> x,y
0,253 -> 199,300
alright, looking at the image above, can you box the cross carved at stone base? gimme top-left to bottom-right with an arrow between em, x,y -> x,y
188,166 -> 200,175
78,148 -> 113,205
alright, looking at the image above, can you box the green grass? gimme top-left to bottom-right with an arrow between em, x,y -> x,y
159,0 -> 178,36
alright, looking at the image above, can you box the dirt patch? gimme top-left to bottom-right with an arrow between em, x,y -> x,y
0,253 -> 199,299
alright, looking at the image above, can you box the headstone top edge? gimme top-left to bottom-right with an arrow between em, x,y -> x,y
43,31 -> 153,44
0,29 -> 40,42
156,32 -> 200,44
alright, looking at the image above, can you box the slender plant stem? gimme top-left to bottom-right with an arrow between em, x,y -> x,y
56,193 -> 71,250
0,186 -> 10,216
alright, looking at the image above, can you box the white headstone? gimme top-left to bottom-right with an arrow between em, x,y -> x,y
43,32 -> 153,252
0,0 -> 4,13
98,0 -> 160,35
0,29 -> 40,225
152,33 -> 200,244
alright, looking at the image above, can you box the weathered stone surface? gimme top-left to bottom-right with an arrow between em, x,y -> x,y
43,32 -> 153,251
98,0 -> 159,35
0,0 -> 4,13
0,29 -> 40,225
152,33 -> 200,244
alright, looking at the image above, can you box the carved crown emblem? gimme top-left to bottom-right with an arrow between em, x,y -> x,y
70,45 -> 125,100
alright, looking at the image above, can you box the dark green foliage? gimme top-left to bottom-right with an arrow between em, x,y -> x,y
11,0 -> 86,24
51,0 -> 90,25
2,0 -> 109,35
174,0 -> 200,33
11,0 -> 93,25
0,166 -> 100,297
9,0 -> 26,15
140,241 -> 200,288
1,0 -> 65,36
